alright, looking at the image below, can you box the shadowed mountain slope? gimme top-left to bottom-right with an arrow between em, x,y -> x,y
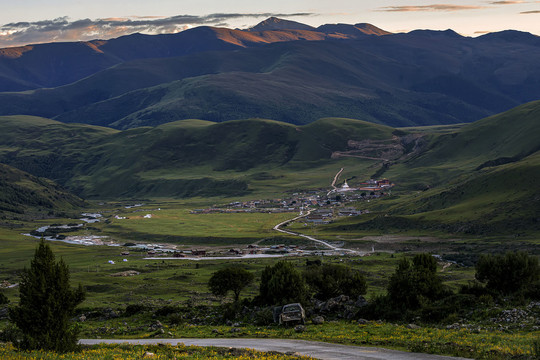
0,19 -> 389,92
1,30 -> 539,128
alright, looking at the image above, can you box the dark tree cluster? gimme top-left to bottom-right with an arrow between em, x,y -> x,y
10,240 -> 85,352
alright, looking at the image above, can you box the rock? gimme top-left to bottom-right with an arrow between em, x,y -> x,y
286,352 -> 304,356
312,315 -> 325,325
79,314 -> 87,322
148,320 -> 164,331
230,327 -> 241,333
102,308 -> 119,319
0,307 -> 9,320
407,324 -> 421,329
212,329 -> 223,335
143,352 -> 155,357
357,318 -> 368,325
168,331 -> 173,336
294,325 -> 306,333
355,295 -> 368,307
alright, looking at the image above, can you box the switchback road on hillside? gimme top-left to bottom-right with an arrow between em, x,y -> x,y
80,338 -> 470,360
272,210 -> 358,254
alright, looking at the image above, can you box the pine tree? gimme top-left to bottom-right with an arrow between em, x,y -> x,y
10,239 -> 85,352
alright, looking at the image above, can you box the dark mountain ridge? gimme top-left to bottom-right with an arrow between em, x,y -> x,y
0,18 -> 389,92
1,29 -> 539,128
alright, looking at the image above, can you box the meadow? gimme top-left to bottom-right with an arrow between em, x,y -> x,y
0,342 -> 311,360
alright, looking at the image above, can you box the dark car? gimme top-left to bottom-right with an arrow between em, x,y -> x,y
274,303 -> 305,325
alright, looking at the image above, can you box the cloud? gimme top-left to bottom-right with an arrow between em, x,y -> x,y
489,0 -> 525,4
0,12 -> 313,48
377,4 -> 487,12
520,9 -> 540,12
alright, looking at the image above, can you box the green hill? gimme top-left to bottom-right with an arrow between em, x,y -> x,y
0,116 -> 396,199
0,100 -> 538,237
0,162 -> 86,219
329,100 -> 540,235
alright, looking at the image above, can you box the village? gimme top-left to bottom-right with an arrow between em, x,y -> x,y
24,176 -> 394,260
190,177 -> 394,225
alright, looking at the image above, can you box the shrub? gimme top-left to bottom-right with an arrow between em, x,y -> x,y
304,263 -> 367,300
387,254 -> 450,311
208,266 -> 254,302
258,261 -> 308,305
475,251 -> 540,296
0,292 -> 9,305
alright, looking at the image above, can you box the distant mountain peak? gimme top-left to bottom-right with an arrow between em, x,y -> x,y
248,17 -> 315,32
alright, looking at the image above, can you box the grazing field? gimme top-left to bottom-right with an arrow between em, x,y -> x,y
97,207 -> 297,245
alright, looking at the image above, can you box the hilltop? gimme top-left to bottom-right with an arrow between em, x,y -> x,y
1,20 -> 540,128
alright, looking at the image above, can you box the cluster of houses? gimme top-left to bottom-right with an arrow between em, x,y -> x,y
190,178 -> 393,219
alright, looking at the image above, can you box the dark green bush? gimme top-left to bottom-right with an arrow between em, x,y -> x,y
304,263 -> 367,300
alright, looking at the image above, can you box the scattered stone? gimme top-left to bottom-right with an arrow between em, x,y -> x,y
312,315 -> 325,325
148,320 -> 163,331
407,324 -> 421,329
285,352 -> 304,356
143,352 -> 155,358
0,307 -> 8,320
110,270 -> 140,277
357,318 -> 368,325
79,314 -> 87,322
294,325 -> 306,333
230,327 -> 241,333
102,308 -> 119,319
355,295 -> 368,307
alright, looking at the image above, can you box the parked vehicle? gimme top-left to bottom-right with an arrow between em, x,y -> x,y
273,303 -> 305,325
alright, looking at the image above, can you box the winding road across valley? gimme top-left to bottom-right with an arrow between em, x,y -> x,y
79,338 -> 470,360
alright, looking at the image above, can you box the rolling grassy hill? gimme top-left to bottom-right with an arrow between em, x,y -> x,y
0,162 -> 85,219
0,100 -> 538,235
327,101 -> 540,235
0,115 -> 397,198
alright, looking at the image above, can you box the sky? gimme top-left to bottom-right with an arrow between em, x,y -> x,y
0,0 -> 539,48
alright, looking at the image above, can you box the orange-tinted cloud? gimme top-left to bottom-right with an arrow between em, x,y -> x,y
377,4 -> 486,12
489,1 -> 525,4
520,9 -> 540,12
0,12 -> 313,48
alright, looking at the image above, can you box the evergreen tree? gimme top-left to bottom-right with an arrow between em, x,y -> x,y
387,253 -> 447,310
259,261 -> 308,305
10,240 -> 85,352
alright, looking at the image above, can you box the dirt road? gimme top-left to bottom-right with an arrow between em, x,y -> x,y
80,338 -> 470,360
